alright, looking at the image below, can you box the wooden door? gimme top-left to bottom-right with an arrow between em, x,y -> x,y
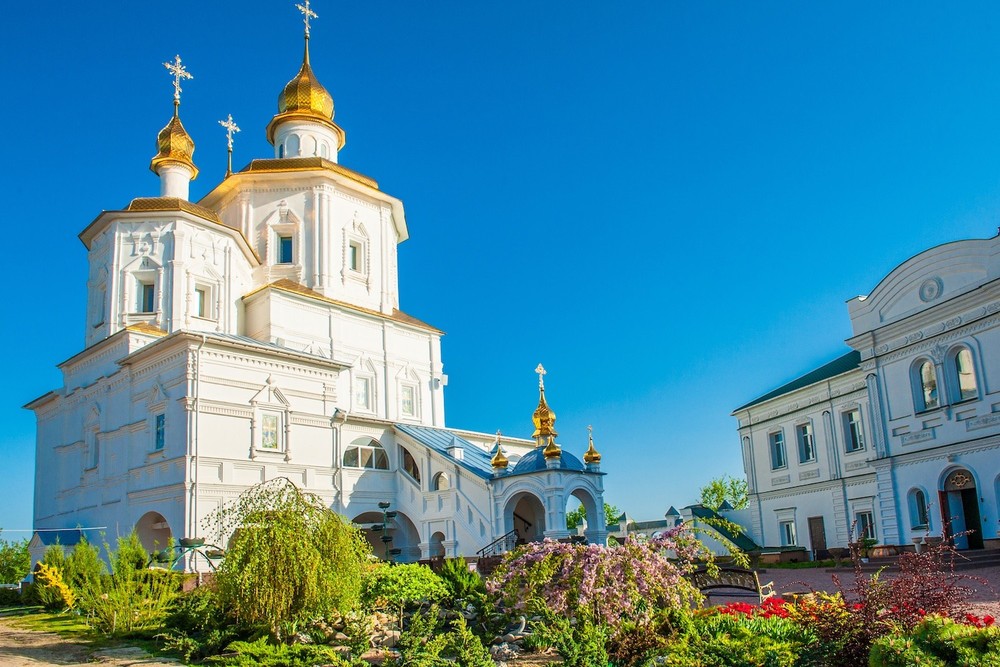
808,516 -> 827,559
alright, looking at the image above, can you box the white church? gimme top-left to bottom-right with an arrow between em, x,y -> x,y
734,233 -> 1000,557
25,6 -> 608,566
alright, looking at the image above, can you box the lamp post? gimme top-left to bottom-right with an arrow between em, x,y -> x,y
371,501 -> 402,563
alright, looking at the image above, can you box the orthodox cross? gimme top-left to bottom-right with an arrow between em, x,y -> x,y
535,364 -> 546,389
163,55 -> 193,105
296,0 -> 318,36
587,424 -> 593,438
218,114 -> 240,176
495,429 -> 502,444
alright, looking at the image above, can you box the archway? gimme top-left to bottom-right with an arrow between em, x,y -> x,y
134,511 -> 172,553
505,492 -> 546,544
428,531 -> 446,559
564,488 -> 600,533
941,468 -> 984,550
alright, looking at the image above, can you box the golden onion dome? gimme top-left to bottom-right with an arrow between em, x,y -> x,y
542,436 -> 562,460
583,432 -> 602,465
531,388 -> 558,440
491,430 -> 509,469
266,37 -> 345,147
150,103 -> 198,178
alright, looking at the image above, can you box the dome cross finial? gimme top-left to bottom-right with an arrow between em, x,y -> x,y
163,55 -> 193,111
218,114 -> 240,176
535,363 -> 547,390
296,0 -> 318,37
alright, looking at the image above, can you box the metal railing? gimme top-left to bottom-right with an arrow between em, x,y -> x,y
477,529 -> 519,558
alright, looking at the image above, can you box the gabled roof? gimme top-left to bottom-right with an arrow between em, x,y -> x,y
31,529 -> 86,547
394,424 -> 495,480
733,349 -> 860,412
687,504 -> 759,552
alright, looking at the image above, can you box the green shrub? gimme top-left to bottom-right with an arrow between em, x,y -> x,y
203,638 -> 365,667
655,613 -> 819,667
361,562 -> 447,623
158,586 -> 245,662
0,587 -> 23,606
63,534 -> 105,594
870,616 -> 1000,667
438,557 -> 485,602
385,605 -> 493,667
76,535 -> 180,637
523,606 -> 610,667
29,544 -> 69,609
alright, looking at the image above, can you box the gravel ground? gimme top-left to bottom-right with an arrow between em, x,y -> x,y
0,617 -> 178,667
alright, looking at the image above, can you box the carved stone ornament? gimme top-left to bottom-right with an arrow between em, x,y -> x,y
945,470 -> 973,490
919,277 -> 943,303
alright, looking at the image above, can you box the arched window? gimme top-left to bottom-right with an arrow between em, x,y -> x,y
914,360 -> 939,411
908,488 -> 929,530
343,437 -> 389,470
433,472 -> 450,491
951,347 -> 978,402
400,446 -> 421,483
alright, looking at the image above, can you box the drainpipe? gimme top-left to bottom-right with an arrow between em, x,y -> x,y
191,334 -> 207,569
333,408 -> 348,514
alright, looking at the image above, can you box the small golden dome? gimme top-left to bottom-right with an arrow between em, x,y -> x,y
542,435 -> 562,460
278,42 -> 334,119
531,388 -> 558,440
583,430 -> 602,465
491,446 -> 509,469
150,103 -> 198,178
266,38 -> 345,147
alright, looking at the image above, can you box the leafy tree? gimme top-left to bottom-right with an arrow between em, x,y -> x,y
362,562 -> 448,625
63,534 -> 104,593
566,502 -> 623,530
205,477 -> 371,639
698,475 -> 748,511
0,532 -> 30,584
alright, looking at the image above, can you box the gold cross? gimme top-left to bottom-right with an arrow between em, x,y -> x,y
495,429 -> 502,444
535,364 -> 546,389
163,55 -> 193,104
296,0 -> 318,36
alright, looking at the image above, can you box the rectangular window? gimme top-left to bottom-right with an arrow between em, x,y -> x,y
769,431 -> 786,470
261,414 -> 280,449
141,283 -> 156,313
401,385 -> 416,417
154,414 -> 165,451
278,236 -> 293,264
796,423 -> 816,463
843,410 -> 865,452
355,377 -> 372,411
856,511 -> 876,540
349,241 -> 362,272
195,287 -> 208,318
780,520 -> 797,546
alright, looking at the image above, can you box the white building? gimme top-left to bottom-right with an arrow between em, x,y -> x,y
25,13 -> 607,566
733,233 -> 1000,556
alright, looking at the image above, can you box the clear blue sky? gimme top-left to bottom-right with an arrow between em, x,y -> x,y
1,2 -> 998,534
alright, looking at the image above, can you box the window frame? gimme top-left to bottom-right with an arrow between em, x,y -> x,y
855,510 -> 876,541
949,346 -> 979,403
779,520 -> 797,546
908,488 -> 929,530
260,412 -> 283,451
277,235 -> 294,264
768,430 -> 787,470
842,409 -> 865,453
912,358 -> 940,412
343,438 -> 390,471
354,375 -> 374,412
796,421 -> 816,464
140,281 -> 156,314
154,413 -> 166,451
400,383 -> 418,418
400,446 -> 421,484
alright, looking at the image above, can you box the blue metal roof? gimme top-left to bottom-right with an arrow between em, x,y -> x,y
393,424 -> 495,480
33,529 -> 87,547
508,447 -> 589,477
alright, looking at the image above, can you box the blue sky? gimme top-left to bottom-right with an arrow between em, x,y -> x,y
1,2 -> 998,535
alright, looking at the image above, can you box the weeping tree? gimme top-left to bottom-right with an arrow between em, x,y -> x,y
204,477 -> 372,638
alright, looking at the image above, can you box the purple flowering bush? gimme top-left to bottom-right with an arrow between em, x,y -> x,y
487,525 -> 708,632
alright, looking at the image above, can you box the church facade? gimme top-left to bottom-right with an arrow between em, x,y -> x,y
25,12 -> 607,566
733,233 -> 1000,556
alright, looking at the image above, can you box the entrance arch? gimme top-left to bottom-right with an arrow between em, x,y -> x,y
428,531 -> 446,559
505,492 -> 546,544
941,467 -> 984,550
564,487 -> 601,533
134,511 -> 172,553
